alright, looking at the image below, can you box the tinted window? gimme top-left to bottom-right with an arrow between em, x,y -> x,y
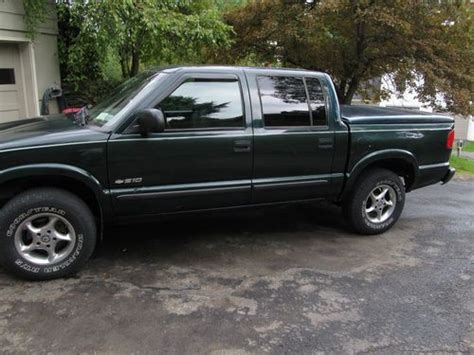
90,71 -> 158,126
305,77 -> 327,126
158,79 -> 244,129
0,68 -> 15,85
257,76 -> 310,127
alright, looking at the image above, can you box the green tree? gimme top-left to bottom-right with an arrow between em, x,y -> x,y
76,0 -> 232,78
54,0 -> 232,104
223,0 -> 474,115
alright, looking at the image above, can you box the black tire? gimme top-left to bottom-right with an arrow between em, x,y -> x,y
0,188 -> 96,280
343,168 -> 405,235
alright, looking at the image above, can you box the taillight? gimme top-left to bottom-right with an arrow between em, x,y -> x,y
446,129 -> 455,149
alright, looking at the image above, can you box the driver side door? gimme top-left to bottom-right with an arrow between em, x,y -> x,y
107,72 -> 253,217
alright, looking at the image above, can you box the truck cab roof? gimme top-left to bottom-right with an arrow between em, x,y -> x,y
156,65 -> 324,76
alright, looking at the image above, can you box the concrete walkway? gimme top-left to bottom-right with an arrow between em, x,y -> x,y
460,150 -> 474,160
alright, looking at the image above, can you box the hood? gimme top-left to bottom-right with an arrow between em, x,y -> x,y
0,114 -> 110,151
341,105 -> 454,125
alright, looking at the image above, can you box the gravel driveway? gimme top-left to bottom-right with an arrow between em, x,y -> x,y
0,180 -> 473,354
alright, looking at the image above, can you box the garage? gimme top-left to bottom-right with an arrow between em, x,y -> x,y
0,0 -> 61,123
0,43 -> 26,122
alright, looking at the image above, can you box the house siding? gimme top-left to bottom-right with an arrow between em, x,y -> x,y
0,0 -> 61,119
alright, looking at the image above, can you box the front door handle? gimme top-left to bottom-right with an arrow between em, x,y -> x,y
234,139 -> 252,153
318,137 -> 334,149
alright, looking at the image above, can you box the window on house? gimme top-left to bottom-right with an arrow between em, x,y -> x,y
0,69 -> 15,85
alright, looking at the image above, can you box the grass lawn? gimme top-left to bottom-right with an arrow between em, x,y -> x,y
450,155 -> 474,174
460,140 -> 474,152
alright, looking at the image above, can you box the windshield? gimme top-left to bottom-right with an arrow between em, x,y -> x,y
88,71 -> 159,127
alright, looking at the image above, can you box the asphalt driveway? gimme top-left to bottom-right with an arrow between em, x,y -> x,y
0,180 -> 473,354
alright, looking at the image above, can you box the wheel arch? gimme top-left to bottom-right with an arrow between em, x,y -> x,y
342,149 -> 419,200
0,164 -> 109,238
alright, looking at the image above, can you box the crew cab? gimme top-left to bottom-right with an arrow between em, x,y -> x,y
0,66 -> 455,280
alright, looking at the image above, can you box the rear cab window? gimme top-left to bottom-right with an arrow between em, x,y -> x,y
305,77 -> 327,126
257,75 -> 327,128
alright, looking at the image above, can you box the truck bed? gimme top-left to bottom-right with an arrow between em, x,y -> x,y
340,105 -> 454,192
340,105 -> 453,124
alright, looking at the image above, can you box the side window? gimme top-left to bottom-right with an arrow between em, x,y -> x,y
157,79 -> 244,130
257,76 -> 311,127
305,77 -> 327,126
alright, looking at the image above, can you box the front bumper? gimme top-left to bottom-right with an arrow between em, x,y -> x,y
441,167 -> 456,185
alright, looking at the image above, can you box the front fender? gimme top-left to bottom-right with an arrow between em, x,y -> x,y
0,163 -> 105,197
0,163 -> 112,239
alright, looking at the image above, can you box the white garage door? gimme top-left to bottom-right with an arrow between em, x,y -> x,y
0,43 -> 26,122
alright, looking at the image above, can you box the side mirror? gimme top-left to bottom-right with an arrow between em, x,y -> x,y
136,108 -> 165,137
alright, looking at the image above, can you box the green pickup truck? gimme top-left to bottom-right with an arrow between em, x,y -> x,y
0,66 -> 455,280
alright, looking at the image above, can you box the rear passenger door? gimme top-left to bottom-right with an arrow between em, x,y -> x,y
246,72 -> 336,203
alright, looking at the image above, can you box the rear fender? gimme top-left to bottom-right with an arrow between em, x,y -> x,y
342,149 -> 419,199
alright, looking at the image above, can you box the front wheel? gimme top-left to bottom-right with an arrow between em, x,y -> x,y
343,168 -> 405,235
0,188 -> 97,280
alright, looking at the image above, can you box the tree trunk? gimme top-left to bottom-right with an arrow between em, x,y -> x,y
335,80 -> 347,104
120,59 -> 129,79
119,48 -> 130,79
342,77 -> 359,105
130,50 -> 140,77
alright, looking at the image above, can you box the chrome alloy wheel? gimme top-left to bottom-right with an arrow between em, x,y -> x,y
364,184 -> 397,224
14,213 -> 76,265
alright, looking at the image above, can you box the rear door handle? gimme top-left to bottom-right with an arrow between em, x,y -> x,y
234,139 -> 252,153
318,137 -> 334,149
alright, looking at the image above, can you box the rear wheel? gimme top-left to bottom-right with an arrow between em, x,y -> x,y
0,188 -> 96,280
343,168 -> 405,235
